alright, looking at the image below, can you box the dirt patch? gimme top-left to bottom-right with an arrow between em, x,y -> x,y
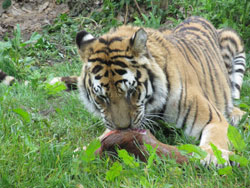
0,0 -> 69,40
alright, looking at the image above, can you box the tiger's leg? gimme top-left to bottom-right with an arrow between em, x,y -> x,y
199,121 -> 232,166
230,107 -> 246,126
191,96 -> 232,166
50,76 -> 79,91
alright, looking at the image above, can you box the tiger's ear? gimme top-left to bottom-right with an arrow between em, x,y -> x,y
130,28 -> 148,56
76,30 -> 96,61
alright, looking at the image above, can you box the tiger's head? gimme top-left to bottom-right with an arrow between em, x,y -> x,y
76,26 -> 167,130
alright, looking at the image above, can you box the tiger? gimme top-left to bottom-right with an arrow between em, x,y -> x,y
50,16 -> 246,166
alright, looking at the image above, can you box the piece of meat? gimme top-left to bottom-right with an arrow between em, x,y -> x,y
95,129 -> 188,164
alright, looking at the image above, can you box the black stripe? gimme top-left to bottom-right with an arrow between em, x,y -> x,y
234,55 -> 245,60
176,71 -> 183,123
115,79 -> 127,87
183,75 -> 188,109
0,71 -> 7,81
181,103 -> 192,128
235,69 -> 245,73
199,103 -> 213,140
95,50 -> 108,55
177,26 -> 217,47
114,69 -> 127,75
136,70 -> 141,80
189,97 -> 198,134
89,58 -> 106,63
223,89 -> 230,119
226,45 -> 235,57
181,39 -> 208,84
235,83 -> 241,90
86,88 -> 91,101
175,39 -> 209,99
211,102 -> 222,122
111,55 -> 134,59
151,35 -> 170,54
92,65 -> 103,74
99,37 -> 123,45
83,73 -> 87,88
193,17 -> 218,41
99,38 -> 108,45
206,104 -> 213,125
109,37 -> 123,44
175,39 -> 196,70
145,67 -> 155,92
95,75 -> 102,80
234,62 -> 245,67
107,48 -> 123,53
203,49 -> 218,104
104,71 -> 109,77
220,37 -> 238,51
88,77 -> 92,87
137,90 -> 141,101
144,80 -> 148,95
113,61 -> 128,68
144,80 -> 152,99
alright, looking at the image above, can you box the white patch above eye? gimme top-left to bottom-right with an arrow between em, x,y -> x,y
83,34 -> 94,41
147,80 -> 153,96
92,78 -> 105,96
119,70 -> 137,92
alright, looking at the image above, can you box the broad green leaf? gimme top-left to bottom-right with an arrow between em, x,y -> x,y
178,144 -> 207,159
218,166 -> 232,175
210,143 -> 226,165
81,139 -> 101,163
13,108 -> 31,123
238,103 -> 250,110
145,143 -> 157,169
106,161 -> 122,181
13,24 -> 21,48
44,82 -> 67,96
22,32 -> 42,46
229,154 -> 249,167
118,149 -> 139,168
0,41 -> 12,51
227,125 -> 246,152
2,0 -> 11,9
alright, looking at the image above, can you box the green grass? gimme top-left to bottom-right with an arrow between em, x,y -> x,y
1,2 -> 250,187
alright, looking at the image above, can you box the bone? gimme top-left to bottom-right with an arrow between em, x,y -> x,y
95,129 -> 188,164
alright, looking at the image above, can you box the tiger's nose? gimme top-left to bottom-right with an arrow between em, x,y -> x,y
112,118 -> 131,129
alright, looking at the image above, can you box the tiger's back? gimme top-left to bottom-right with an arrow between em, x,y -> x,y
161,17 -> 234,132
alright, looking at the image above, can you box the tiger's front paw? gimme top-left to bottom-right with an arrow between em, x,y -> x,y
200,146 -> 233,167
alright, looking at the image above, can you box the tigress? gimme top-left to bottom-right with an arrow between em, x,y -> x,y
52,17 -> 247,165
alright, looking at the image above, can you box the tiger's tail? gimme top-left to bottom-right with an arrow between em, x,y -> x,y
218,28 -> 246,99
0,70 -> 15,86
